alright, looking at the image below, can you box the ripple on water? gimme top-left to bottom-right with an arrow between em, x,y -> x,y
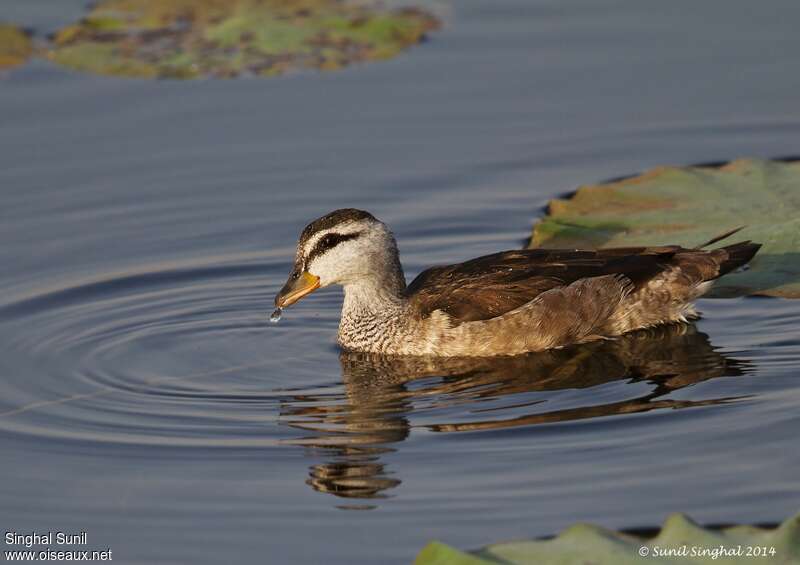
1,253 -> 799,505
0,255 -> 341,447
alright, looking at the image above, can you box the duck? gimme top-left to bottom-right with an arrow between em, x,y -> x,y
273,209 -> 760,356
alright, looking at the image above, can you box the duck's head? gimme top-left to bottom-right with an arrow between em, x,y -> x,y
275,209 -> 402,308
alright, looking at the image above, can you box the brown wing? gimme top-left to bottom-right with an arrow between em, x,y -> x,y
404,246 -> 683,324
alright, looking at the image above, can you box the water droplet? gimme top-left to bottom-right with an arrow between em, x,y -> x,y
269,308 -> 283,323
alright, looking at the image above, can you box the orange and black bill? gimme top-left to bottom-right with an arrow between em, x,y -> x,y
274,270 -> 320,308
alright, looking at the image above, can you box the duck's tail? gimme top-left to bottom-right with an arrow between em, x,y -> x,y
688,226 -> 761,278
693,226 -> 746,249
714,240 -> 761,277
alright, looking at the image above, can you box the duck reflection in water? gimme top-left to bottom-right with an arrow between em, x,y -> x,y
279,324 -> 748,507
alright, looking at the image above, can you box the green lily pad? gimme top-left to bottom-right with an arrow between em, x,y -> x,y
0,24 -> 33,71
416,511 -> 800,565
528,158 -> 800,298
44,0 -> 440,78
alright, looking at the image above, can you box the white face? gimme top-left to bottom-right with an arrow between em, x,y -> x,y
299,218 -> 397,287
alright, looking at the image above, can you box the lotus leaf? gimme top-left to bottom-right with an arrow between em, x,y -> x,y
0,24 -> 33,71
416,511 -> 800,565
44,0 -> 440,78
528,159 -> 800,297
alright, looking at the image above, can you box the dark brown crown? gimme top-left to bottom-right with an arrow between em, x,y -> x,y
299,209 -> 376,245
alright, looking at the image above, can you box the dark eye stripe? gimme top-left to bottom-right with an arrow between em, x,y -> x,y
305,231 -> 363,268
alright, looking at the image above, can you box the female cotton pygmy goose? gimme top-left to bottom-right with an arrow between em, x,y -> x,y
274,209 -> 759,356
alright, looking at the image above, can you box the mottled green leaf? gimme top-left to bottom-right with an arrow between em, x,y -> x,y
416,512 -> 800,565
44,0 -> 440,78
0,24 -> 33,71
528,159 -> 800,297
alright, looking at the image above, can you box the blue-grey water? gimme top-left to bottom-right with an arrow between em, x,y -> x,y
2,1 -> 800,563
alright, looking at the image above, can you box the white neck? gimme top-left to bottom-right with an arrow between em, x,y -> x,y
338,262 -> 408,351
342,266 -> 406,317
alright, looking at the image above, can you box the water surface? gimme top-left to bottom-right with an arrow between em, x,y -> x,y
2,0 -> 800,563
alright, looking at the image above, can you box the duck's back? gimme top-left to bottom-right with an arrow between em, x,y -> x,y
405,240 -> 760,356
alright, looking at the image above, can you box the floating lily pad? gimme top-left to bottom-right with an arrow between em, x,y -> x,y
416,511 -> 800,565
44,0 -> 440,78
0,24 -> 33,71
528,159 -> 800,298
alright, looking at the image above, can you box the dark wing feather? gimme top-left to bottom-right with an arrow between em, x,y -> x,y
405,247 -> 682,324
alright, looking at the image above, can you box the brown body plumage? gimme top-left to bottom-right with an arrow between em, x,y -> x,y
275,209 -> 760,356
